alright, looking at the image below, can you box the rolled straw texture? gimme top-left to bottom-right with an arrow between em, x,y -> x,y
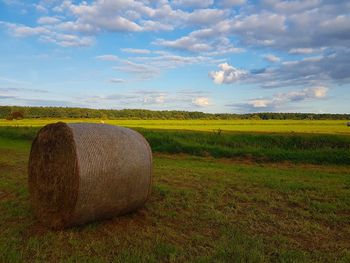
28,122 -> 152,229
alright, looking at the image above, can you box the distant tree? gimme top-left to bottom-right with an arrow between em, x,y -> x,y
249,114 -> 261,120
6,111 -> 24,120
0,106 -> 349,120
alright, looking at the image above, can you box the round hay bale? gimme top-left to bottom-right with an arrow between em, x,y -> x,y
28,122 -> 152,229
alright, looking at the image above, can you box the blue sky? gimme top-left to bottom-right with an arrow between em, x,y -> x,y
0,0 -> 349,113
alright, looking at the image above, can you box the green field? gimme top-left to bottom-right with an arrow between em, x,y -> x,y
1,119 -> 349,134
1,121 -> 349,165
0,119 -> 350,262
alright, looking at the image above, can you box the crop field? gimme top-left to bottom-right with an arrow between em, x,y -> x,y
0,119 -> 349,135
0,119 -> 350,262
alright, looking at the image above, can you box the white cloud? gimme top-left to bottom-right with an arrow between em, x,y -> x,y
143,94 -> 166,104
55,21 -> 98,34
264,0 -> 320,14
1,0 -> 349,58
2,22 -> 94,47
172,0 -> 214,8
35,4 -> 48,13
141,20 -> 173,31
289,48 -> 318,54
97,50 -> 215,80
134,53 -> 211,69
263,54 -> 281,63
187,9 -> 228,25
114,60 -> 159,79
79,89 -> 213,110
51,0 -> 180,34
209,63 -> 247,84
121,48 -> 151,54
92,16 -> 143,32
96,55 -> 119,61
1,0 -> 348,96
277,86 -> 329,103
192,97 -> 211,107
230,13 -> 286,34
230,86 -> 329,112
259,49 -> 350,89
155,29 -> 243,54
155,36 -> 212,52
247,99 -> 270,108
40,33 -> 94,47
5,23 -> 50,37
109,78 -> 125,83
306,86 -> 328,98
221,0 -> 246,7
37,16 -> 60,25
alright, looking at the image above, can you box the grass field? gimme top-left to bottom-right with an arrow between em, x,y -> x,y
0,124 -> 349,165
0,119 -> 349,262
0,119 -> 349,134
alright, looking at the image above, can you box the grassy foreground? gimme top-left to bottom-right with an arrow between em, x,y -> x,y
0,130 -> 350,262
0,119 -> 349,135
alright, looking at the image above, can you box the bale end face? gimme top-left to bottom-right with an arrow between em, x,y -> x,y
28,122 -> 79,229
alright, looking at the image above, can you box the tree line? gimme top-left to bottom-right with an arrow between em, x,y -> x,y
0,106 -> 349,120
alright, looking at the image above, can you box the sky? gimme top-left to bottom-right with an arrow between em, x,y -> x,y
0,0 -> 349,114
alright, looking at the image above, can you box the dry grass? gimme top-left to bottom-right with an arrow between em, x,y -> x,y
0,136 -> 349,262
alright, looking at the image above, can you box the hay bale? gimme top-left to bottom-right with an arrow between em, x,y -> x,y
28,122 -> 152,229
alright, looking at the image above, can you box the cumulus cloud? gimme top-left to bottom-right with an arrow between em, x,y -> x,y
155,36 -> 211,52
155,29 -> 243,54
51,0 -> 190,34
209,63 -> 247,84
55,21 -> 98,34
37,16 -> 60,25
192,97 -> 211,107
2,22 -> 94,47
229,86 -> 329,112
1,0 -> 186,47
40,33 -> 94,47
246,99 -> 270,108
2,0 -> 350,57
263,54 -> 281,63
260,49 -> 350,88
210,48 -> 350,89
230,13 -> 287,35
187,9 -> 229,25
1,0 -> 349,99
237,2 -> 350,51
172,0 -> 214,8
263,0 -> 321,14
220,0 -> 246,7
143,94 -> 166,104
35,4 -> 48,13
309,86 -> 328,98
4,23 -> 50,37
